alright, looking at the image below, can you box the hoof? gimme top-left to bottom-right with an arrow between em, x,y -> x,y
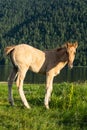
27,106 -> 31,109
9,101 -> 14,106
24,104 -> 31,109
45,105 -> 50,109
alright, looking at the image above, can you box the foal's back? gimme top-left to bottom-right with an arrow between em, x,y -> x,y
11,44 -> 46,73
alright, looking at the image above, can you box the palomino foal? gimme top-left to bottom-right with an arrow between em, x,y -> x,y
5,42 -> 78,109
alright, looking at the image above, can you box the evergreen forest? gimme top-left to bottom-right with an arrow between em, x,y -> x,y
0,0 -> 87,66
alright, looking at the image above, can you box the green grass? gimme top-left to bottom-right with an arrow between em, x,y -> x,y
0,82 -> 87,130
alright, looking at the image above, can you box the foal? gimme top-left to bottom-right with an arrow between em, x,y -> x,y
5,42 -> 78,109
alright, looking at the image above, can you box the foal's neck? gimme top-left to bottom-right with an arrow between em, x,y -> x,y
56,47 -> 68,62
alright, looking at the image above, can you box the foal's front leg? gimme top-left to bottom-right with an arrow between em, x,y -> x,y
44,73 -> 54,109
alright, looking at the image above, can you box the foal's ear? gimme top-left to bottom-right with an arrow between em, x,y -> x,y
65,42 -> 71,48
74,42 -> 78,48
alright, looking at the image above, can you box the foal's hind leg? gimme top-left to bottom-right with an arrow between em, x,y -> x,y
8,67 -> 17,106
16,69 -> 30,109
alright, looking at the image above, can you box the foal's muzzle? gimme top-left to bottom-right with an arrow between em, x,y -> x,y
68,64 -> 73,69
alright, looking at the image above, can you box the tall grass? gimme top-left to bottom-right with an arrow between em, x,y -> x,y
0,82 -> 87,130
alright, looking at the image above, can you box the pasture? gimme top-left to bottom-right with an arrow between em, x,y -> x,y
0,82 -> 87,130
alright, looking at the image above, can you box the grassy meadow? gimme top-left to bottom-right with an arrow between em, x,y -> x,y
0,82 -> 87,130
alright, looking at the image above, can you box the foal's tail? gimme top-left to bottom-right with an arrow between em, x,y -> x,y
4,46 -> 15,55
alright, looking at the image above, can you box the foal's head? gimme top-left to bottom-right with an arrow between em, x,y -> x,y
66,42 -> 78,69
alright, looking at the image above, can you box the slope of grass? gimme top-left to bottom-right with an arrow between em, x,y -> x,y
0,82 -> 87,130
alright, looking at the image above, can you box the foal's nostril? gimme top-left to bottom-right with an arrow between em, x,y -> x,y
69,64 -> 73,69
68,63 -> 73,69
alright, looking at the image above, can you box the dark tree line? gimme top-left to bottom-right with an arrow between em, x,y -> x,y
0,0 -> 87,66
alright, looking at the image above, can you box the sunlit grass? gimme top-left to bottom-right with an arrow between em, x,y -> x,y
0,82 -> 87,130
